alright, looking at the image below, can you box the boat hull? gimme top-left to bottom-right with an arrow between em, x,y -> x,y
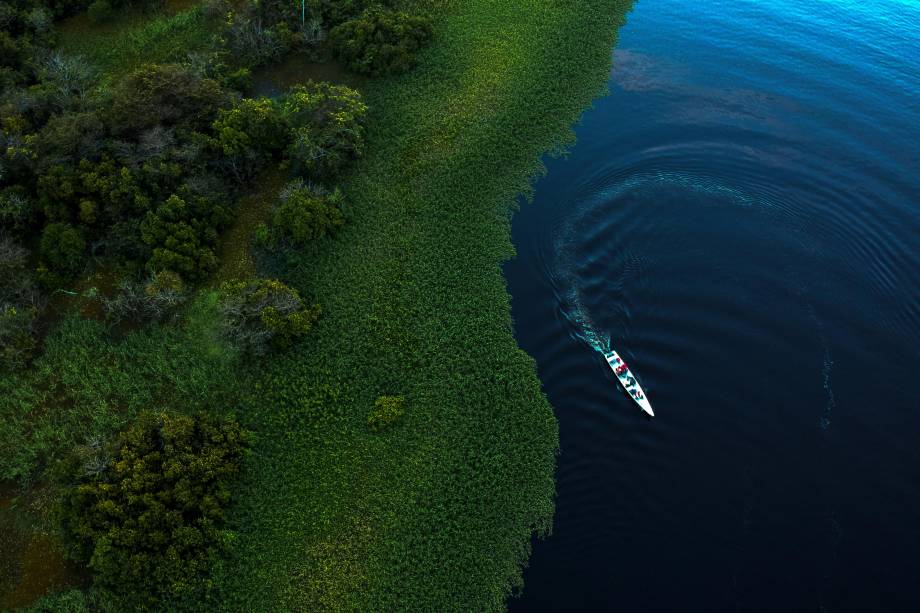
604,350 -> 654,417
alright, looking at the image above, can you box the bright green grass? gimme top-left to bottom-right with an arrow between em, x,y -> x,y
215,0 -> 635,610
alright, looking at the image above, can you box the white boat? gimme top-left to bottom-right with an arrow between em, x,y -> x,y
604,350 -> 654,417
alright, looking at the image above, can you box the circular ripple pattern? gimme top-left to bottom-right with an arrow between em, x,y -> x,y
505,0 -> 920,611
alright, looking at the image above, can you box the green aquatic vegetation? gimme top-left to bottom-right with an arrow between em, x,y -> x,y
367,394 -> 405,430
215,0 -> 636,610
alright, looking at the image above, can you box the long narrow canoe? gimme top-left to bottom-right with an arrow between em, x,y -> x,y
604,350 -> 654,417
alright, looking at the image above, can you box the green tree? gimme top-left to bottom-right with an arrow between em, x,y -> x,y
0,186 -> 34,235
212,97 -> 287,181
109,64 -> 228,135
58,411 -> 248,607
271,184 -> 344,246
218,278 -> 320,355
330,7 -> 433,76
140,193 -> 229,280
39,222 -> 86,276
280,81 -> 367,179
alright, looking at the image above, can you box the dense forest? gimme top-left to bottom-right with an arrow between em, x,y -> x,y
0,0 -> 632,609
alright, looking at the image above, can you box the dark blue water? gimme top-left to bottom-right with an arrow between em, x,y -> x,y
506,0 -> 920,611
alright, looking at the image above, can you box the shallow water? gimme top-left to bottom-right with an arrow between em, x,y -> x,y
506,0 -> 920,610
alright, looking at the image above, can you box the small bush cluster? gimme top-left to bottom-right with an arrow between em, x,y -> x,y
330,7 -> 434,76
0,1 -> 59,92
59,411 -> 248,606
281,81 -> 368,178
367,395 -> 405,431
218,278 -> 321,355
102,270 -> 186,324
210,0 -> 432,75
271,181 -> 344,246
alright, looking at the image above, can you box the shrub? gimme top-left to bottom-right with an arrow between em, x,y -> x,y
368,395 -> 405,431
280,81 -> 367,179
221,8 -> 287,68
40,222 -> 86,276
212,97 -> 287,181
0,187 -> 34,235
102,271 -> 186,324
109,64 -> 229,135
36,53 -> 97,109
140,193 -> 229,280
58,411 -> 248,607
304,0 -> 369,27
271,183 -> 344,246
218,278 -> 320,355
330,7 -> 433,76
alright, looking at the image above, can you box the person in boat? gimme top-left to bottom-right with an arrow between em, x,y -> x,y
615,364 -> 628,375
624,376 -> 637,387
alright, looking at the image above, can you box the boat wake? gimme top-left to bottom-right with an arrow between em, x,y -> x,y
562,286 -> 611,356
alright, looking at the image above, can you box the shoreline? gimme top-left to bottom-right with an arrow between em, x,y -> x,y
217,0 -> 637,608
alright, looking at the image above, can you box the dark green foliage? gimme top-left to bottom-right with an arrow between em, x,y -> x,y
87,0 -> 164,22
280,81 -> 367,179
11,60 -> 239,281
0,304 -> 37,371
58,410 -> 247,606
271,182 -> 344,246
367,395 -> 404,431
33,112 -> 106,173
40,222 -> 86,276
0,187 -> 34,235
0,296 -> 238,483
218,278 -> 320,355
87,0 -> 113,23
0,233 -> 41,372
0,2 -> 58,88
108,63 -> 228,135
212,97 -> 287,181
330,7 -> 433,76
140,193 -> 229,280
212,0 -> 636,610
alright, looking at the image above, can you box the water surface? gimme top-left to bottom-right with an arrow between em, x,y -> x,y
506,0 -> 920,610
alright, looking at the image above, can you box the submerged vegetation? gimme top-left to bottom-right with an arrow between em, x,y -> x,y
1,0 -> 634,609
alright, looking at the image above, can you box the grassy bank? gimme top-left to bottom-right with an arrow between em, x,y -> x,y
1,0 -> 634,608
217,0 -> 635,609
